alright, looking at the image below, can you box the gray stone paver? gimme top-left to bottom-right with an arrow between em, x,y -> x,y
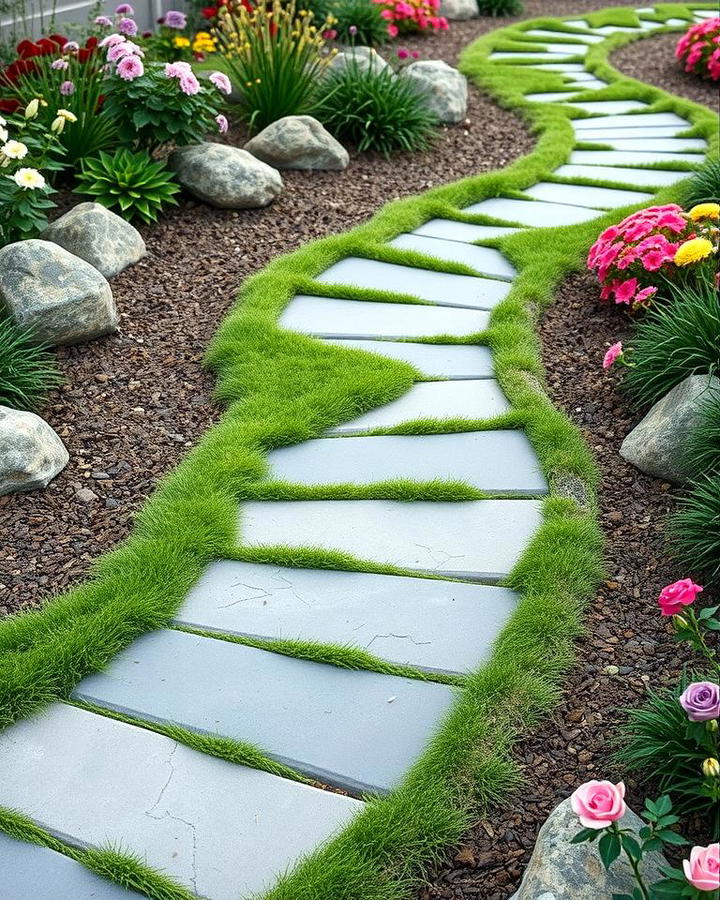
412,218 -> 518,242
388,233 -> 516,279
582,136 -> 707,152
573,124 -> 688,138
525,91 -> 579,103
327,379 -> 510,434
323,338 -> 494,379
0,703 -> 362,900
72,629 -> 456,796
553,163 -> 685,187
568,99 -> 649,113
534,62 -> 586,71
524,181 -> 653,208
240,499 -> 543,580
570,149 -> 703,166
175,561 -> 519,675
315,257 -> 511,310
0,832 -> 143,900
524,28 -> 604,42
464,197 -> 602,226
572,111 -> 689,129
280,294 -> 490,339
267,430 -> 547,493
564,78 -> 608,90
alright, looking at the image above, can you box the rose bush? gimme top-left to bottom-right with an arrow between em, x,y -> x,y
676,17 -> 720,82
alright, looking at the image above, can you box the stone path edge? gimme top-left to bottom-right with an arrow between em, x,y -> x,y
0,6 -> 715,900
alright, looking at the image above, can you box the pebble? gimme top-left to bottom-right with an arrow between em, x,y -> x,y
74,488 -> 97,503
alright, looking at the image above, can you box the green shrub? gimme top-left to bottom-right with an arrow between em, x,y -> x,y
621,279 -> 720,408
0,313 -> 61,411
680,156 -> 720,206
331,0 -> 389,45
313,64 -> 438,156
686,387 -> 720,476
669,474 -> 720,586
75,149 -> 180,225
476,0 -> 524,16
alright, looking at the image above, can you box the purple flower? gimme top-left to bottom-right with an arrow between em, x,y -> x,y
163,9 -> 187,28
60,80 -> 75,95
179,72 -> 200,95
100,32 -> 125,47
118,16 -> 138,35
51,58 -> 69,69
348,24 -> 358,35
107,40 -> 133,61
94,15 -> 113,26
116,55 -> 144,80
209,70 -> 231,94
680,682 -> 720,722
216,113 -> 228,133
115,3 -> 134,13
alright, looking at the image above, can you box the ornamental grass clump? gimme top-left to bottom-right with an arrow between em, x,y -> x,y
214,0 -> 331,132
681,157 -> 720,206
331,0 -> 389,45
676,16 -> 720,82
0,312 -> 61,411
687,388 -> 720,476
670,475 -> 720,587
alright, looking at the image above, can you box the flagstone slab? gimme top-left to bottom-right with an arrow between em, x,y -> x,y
0,703 -> 362,900
524,28 -> 604,42
413,218 -> 519,243
569,99 -> 649,113
327,379 -> 509,434
73,629 -> 456,796
565,79 -> 608,90
463,197 -> 601,226
533,62 -> 586,71
489,52 -> 577,61
240,499 -> 543,580
389,233 -> 516,279
316,258 -> 511,310
524,181 -> 653,209
176,561 -> 519,675
553,164 -> 685,187
323,339 -> 494,379
266,430 -> 547,494
564,70 -> 605,80
570,149 -> 702,166
280,295 -> 490,339
525,91 -> 578,103
573,111 -> 689,129
586,137 -> 707,152
541,42 -> 589,54
574,124 -> 688,138
0,832 -> 142,900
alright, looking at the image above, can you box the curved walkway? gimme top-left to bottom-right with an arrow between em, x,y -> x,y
0,6 -> 717,899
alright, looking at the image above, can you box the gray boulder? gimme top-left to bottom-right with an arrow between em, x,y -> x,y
0,240 -> 117,346
245,116 -> 349,171
403,60 -> 468,124
169,143 -> 283,209
41,202 -> 146,279
0,406 -> 69,496
326,46 -> 393,77
440,0 -> 479,19
511,798 -> 667,900
620,374 -> 720,484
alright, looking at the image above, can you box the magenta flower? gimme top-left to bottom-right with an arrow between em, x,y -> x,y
163,9 -> 187,28
411,49 -> 420,58
209,71 -> 232,94
397,47 -> 409,59
216,113 -> 228,133
118,16 -> 138,35
94,15 -> 113,26
60,80 -> 75,95
679,682 -> 720,722
107,41 -> 134,62
602,341 -> 623,370
348,24 -> 358,35
614,277 -> 638,305
115,2 -> 134,13
116,55 -> 144,80
657,578 -> 703,617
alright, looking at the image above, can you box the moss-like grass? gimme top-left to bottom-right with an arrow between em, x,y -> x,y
0,4 -> 717,899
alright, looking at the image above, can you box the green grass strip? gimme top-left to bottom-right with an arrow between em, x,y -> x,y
0,5 -> 717,899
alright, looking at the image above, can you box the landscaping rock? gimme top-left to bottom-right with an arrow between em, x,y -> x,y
0,406 -> 69,496
169,143 -> 283,209
403,60 -> 468,124
510,798 -> 667,900
326,46 -> 392,77
0,240 -> 117,346
440,0 -> 479,19
245,116 -> 349,171
41,202 -> 146,279
620,374 -> 720,484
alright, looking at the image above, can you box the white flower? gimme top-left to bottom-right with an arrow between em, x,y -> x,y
57,108 -> 78,122
1,140 -> 28,159
12,167 -> 46,190
24,98 -> 40,119
0,126 -> 8,143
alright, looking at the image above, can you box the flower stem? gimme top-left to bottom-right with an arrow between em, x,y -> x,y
610,823 -> 650,900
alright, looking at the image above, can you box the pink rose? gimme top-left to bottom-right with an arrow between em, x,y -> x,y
657,578 -> 703,616
570,780 -> 626,829
603,341 -> 623,370
683,844 -> 719,892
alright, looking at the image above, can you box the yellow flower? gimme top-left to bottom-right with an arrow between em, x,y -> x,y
173,36 -> 191,48
57,108 -> 77,122
702,758 -> 720,778
674,237 -> 715,266
688,202 -> 720,222
24,98 -> 40,119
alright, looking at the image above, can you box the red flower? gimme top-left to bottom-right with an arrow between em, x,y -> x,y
201,5 -> 218,17
0,97 -> 20,114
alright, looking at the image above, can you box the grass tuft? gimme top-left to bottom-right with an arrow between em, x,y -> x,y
0,313 -> 61,412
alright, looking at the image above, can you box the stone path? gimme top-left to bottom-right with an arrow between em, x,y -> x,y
0,8 -> 712,897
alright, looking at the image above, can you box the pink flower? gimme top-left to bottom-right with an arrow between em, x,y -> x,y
94,15 -> 113,26
614,277 -> 638,305
118,16 -> 138,36
165,61 -> 192,78
603,341 -> 623,370
397,47 -> 409,59
216,113 -> 228,133
100,32 -> 125,47
163,9 -> 186,28
60,80 -> 75,95
115,3 -> 134,13
179,73 -> 200,95
570,780 -> 626,829
634,286 -> 657,306
209,71 -> 232,94
116,54 -> 143,80
683,844 -> 720,892
388,24 -> 399,37
411,50 -> 420,58
658,578 -> 703,616
63,40 -> 79,51
51,58 -> 69,70
107,40 -> 141,62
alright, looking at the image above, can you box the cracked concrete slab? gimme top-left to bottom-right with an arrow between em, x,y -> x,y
321,338 -> 494,379
73,629 -> 457,796
0,703 -> 362,900
239,499 -> 543,581
175,560 -> 519,674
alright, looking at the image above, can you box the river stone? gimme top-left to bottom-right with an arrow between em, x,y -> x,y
620,375 -> 720,484
245,115 -> 349,171
403,60 -> 467,123
440,0 -> 479,18
510,798 -> 666,900
41,202 -> 146,279
0,406 -> 69,496
0,240 -> 117,346
327,46 -> 392,77
169,143 -> 283,209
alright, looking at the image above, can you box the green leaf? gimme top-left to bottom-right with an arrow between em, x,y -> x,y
570,827 -> 599,844
620,834 -> 642,861
599,832 -> 622,870
656,830 -> 688,846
